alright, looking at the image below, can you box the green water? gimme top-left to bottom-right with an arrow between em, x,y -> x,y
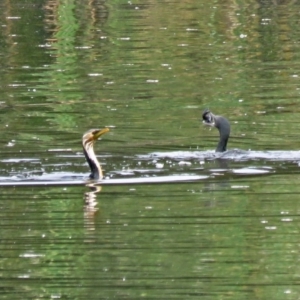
1,0 -> 300,299
2,178 -> 300,299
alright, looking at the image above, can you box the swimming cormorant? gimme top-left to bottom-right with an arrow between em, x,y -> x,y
82,128 -> 109,179
202,109 -> 230,152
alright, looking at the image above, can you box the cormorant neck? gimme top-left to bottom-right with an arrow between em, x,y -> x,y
215,116 -> 230,152
83,141 -> 102,180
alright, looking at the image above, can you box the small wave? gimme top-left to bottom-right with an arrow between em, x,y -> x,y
232,167 -> 271,175
139,149 -> 300,162
0,174 -> 208,187
1,158 -> 40,163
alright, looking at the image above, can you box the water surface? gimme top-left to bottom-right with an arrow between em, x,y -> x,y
1,0 -> 300,299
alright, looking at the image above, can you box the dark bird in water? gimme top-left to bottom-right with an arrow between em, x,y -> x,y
82,128 -> 109,180
202,109 -> 230,152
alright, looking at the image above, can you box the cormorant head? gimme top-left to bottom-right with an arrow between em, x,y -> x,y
202,109 -> 215,127
82,128 -> 110,147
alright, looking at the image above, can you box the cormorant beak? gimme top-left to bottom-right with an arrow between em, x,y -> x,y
93,128 -> 110,141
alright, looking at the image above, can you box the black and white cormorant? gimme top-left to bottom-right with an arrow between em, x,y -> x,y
82,128 -> 109,179
202,109 -> 230,152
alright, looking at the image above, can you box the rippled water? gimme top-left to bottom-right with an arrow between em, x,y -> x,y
1,0 -> 300,299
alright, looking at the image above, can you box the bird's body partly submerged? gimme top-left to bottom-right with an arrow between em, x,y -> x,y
202,109 -> 230,152
82,128 -> 109,179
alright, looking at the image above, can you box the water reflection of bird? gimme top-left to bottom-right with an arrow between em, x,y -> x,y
82,128 -> 109,179
202,109 -> 230,152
